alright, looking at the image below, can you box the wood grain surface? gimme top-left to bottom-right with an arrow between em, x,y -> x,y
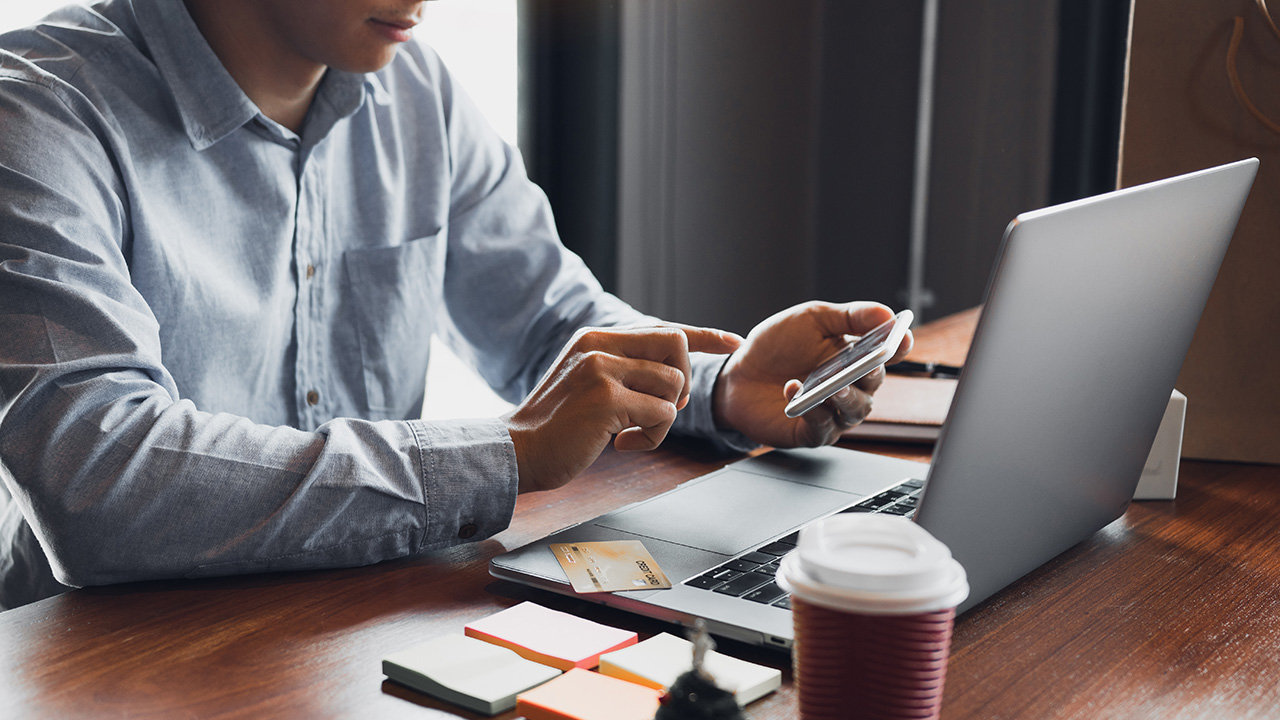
3,308 -> 1278,719
902,306 -> 980,368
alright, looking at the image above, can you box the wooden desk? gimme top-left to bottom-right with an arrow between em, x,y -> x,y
4,314 -> 1280,719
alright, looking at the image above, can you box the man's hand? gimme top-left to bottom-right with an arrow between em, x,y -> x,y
505,324 -> 742,494
713,302 -> 914,448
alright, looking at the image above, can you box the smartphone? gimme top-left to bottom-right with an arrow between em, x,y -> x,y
783,309 -> 914,418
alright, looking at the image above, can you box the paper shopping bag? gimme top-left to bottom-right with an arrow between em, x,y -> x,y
1119,0 -> 1280,463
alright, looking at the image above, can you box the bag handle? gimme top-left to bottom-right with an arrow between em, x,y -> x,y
1229,0 -> 1280,135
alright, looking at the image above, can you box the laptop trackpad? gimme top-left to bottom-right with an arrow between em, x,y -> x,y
595,468 -> 855,556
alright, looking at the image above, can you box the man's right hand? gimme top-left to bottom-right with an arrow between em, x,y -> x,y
504,324 -> 741,494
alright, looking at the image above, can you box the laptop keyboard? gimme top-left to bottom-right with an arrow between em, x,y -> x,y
683,478 -> 926,608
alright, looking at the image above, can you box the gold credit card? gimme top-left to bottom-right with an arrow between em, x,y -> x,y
551,540 -> 672,594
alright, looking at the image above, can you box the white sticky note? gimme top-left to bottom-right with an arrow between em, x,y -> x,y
464,601 -> 637,670
598,632 -> 781,706
383,633 -> 562,716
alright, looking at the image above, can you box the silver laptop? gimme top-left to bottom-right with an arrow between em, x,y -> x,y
490,159 -> 1257,650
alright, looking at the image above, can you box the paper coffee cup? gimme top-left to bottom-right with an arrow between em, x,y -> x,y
776,514 -> 968,720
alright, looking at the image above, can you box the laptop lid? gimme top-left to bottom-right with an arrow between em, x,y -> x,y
915,157 -> 1257,612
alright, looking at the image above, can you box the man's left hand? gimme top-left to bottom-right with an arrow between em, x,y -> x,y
712,301 -> 913,448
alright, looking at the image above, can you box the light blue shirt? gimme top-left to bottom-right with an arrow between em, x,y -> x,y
0,0 -> 738,610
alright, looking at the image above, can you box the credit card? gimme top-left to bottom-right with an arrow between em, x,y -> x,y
551,540 -> 672,594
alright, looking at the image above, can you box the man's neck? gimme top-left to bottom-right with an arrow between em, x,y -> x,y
183,0 -> 325,134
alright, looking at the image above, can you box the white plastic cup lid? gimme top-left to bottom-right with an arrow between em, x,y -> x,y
775,514 -> 969,615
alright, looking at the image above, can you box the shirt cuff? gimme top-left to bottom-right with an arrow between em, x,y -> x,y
671,353 -> 761,454
407,417 -> 519,550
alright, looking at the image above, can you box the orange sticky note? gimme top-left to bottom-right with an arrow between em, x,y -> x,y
516,668 -> 662,720
464,602 -> 637,671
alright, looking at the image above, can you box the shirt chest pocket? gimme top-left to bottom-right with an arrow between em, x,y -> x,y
342,234 -> 443,415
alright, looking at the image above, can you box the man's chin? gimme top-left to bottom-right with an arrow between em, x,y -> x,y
329,46 -> 402,75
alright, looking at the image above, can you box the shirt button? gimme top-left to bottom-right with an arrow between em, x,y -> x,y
306,390 -> 320,406
305,264 -> 316,279
458,523 -> 478,540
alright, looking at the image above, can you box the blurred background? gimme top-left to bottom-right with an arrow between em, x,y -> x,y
1,0 -> 1130,418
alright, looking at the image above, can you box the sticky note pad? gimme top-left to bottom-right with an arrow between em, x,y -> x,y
515,667 -> 662,720
382,634 -> 561,716
464,601 -> 637,671
599,632 -> 782,706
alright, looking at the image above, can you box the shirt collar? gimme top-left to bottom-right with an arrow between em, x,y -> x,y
310,66 -> 372,133
131,0 -> 370,151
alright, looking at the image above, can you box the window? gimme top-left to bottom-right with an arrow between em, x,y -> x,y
0,0 -> 70,31
419,0 -> 518,146
417,0 -> 520,418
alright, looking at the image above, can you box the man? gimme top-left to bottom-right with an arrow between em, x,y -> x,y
0,0 -> 909,610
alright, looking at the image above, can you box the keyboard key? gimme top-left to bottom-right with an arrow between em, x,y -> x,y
686,574 -> 726,590
881,504 -> 913,516
901,478 -> 925,489
772,596 -> 792,610
778,531 -> 800,545
759,561 -> 781,576
739,551 -> 774,565
757,541 -> 795,557
685,568 -> 742,590
744,582 -> 787,605
855,495 -> 896,510
712,572 -> 774,597
841,505 -> 875,513
898,496 -> 918,509
725,559 -> 764,573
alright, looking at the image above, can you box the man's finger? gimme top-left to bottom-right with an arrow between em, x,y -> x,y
613,394 -> 679,451
822,385 -> 872,428
574,325 -> 739,365
620,358 -> 686,405
795,402 -> 842,447
809,301 -> 895,339
576,324 -> 740,408
666,323 -> 743,355
577,324 -> 740,359
668,324 -> 741,407
853,365 -> 887,394
889,330 -> 915,363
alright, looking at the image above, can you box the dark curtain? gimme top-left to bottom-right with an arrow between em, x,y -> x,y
517,0 -> 1129,294
518,0 -> 621,291
1050,0 -> 1131,204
